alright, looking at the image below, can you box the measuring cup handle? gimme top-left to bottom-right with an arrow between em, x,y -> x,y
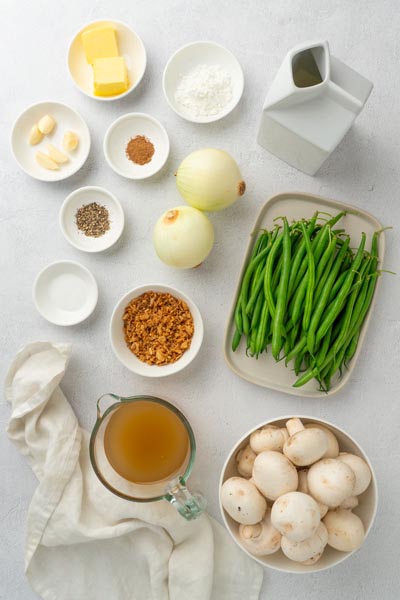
166,479 -> 206,521
96,393 -> 121,418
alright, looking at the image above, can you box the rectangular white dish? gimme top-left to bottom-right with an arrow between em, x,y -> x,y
224,192 -> 385,397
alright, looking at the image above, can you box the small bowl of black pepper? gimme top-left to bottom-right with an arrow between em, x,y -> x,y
59,186 -> 125,253
103,112 -> 170,180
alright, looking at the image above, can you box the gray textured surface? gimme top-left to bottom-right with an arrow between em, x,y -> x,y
1,0 -> 399,598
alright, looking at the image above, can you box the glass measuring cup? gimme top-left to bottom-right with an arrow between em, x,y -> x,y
89,394 -> 205,520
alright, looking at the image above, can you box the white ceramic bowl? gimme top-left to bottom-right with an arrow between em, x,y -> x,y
11,101 -> 90,182
219,416 -> 378,574
163,41 -> 244,123
33,260 -> 98,326
110,284 -> 203,377
60,186 -> 124,253
104,113 -> 170,179
68,19 -> 146,101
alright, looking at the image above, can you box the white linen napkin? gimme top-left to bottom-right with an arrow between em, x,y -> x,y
5,342 -> 263,600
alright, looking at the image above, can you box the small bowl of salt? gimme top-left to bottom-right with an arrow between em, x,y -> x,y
163,41 -> 244,123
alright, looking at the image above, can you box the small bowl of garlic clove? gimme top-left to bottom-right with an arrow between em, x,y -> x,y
11,101 -> 91,182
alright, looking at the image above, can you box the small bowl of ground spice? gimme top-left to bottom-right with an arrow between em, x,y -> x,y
110,284 -> 204,377
59,186 -> 124,252
104,113 -> 170,179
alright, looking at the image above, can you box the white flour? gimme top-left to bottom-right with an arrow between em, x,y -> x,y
175,64 -> 233,118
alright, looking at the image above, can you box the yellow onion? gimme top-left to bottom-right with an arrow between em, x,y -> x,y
176,148 -> 246,212
153,206 -> 214,269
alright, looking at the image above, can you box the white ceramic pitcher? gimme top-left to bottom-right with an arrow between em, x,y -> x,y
257,41 -> 373,175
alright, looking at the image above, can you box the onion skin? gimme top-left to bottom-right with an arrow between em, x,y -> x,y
153,206 -> 214,269
176,148 -> 245,212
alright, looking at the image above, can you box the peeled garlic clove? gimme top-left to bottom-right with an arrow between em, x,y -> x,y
29,124 -> 43,145
47,144 -> 69,164
63,130 -> 79,151
38,114 -> 56,135
35,151 -> 59,170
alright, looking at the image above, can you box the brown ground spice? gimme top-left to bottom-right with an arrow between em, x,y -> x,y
123,291 -> 194,366
125,135 -> 155,165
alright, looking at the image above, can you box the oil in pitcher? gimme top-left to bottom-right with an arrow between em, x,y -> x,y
292,49 -> 323,87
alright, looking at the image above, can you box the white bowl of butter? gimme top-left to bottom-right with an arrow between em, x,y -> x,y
68,20 -> 146,101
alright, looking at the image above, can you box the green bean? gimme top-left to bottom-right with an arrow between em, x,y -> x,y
290,225 -> 328,298
285,336 -> 307,365
289,234 -> 336,327
294,260 -> 371,389
254,231 -> 270,254
234,293 -> 243,334
246,265 -> 266,314
307,236 -> 350,353
264,233 -> 284,318
284,337 -> 291,359
344,329 -> 360,365
287,214 -> 318,298
250,289 -> 264,331
271,254 -> 283,295
271,218 -> 291,360
316,326 -> 332,367
294,352 -> 304,375
328,270 -> 349,304
256,303 -> 270,355
248,326 -> 258,357
240,242 -> 274,335
295,250 -> 375,389
300,222 -> 315,331
314,236 -> 339,292
249,232 -> 272,297
315,233 -> 366,345
289,212 -> 346,298
289,319 -> 301,349
332,258 -> 371,354
232,328 -> 242,352
327,344 -> 348,383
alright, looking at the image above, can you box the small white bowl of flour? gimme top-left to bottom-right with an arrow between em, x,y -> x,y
163,41 -> 244,123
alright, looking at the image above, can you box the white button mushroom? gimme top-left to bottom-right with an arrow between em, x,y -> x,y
339,496 -> 359,510
281,522 -> 328,563
236,444 -> 256,478
301,553 -> 324,566
220,477 -> 267,525
271,491 -> 320,542
297,469 -> 328,518
308,459 -> 356,507
252,451 -> 298,501
305,423 -> 339,458
337,453 -> 372,496
239,509 -> 281,556
283,418 -> 328,466
323,509 -> 365,552
250,425 -> 289,453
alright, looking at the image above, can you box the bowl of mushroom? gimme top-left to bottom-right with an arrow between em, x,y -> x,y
219,416 -> 377,573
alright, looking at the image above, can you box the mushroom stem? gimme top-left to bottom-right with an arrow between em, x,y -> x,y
241,522 -> 263,540
340,496 -> 359,510
286,418 -> 305,436
239,510 -> 281,557
236,444 -> 256,478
